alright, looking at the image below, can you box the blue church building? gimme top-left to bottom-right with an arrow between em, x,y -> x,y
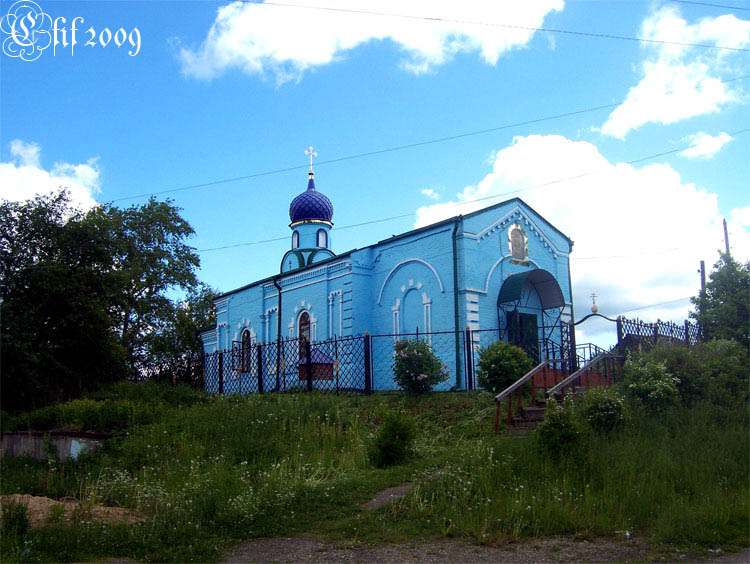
199,164 -> 574,392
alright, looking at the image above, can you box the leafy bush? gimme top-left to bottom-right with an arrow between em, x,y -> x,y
89,381 -> 205,407
5,404 -> 64,431
578,387 -> 625,433
368,409 -> 416,468
392,339 -> 449,394
476,342 -> 534,394
1,500 -> 29,539
4,383 -> 197,432
535,398 -> 584,458
693,340 -> 749,407
641,340 -> 748,408
622,356 -> 680,414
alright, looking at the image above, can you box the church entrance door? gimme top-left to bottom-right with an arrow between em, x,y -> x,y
508,311 -> 539,362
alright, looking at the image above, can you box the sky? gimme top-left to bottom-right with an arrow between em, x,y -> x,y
2,0 -> 749,346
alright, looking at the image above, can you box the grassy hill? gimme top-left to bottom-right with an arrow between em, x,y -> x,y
1,381 -> 748,562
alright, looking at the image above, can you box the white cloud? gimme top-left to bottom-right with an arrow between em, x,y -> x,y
602,7 -> 750,138
415,134 -> 749,344
420,188 -> 440,200
730,206 -> 750,228
0,140 -> 101,210
178,0 -> 564,82
9,139 -> 41,168
679,131 -> 733,158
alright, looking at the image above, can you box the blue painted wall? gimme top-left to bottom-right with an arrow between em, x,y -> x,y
200,191 -> 574,392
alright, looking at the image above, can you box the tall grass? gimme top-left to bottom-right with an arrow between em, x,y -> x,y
0,384 -> 746,562
380,403 -> 748,546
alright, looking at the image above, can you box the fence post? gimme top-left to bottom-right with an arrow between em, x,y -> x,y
218,350 -> 224,395
200,351 -> 206,392
684,320 -> 690,346
304,338 -> 313,392
568,320 -> 577,373
616,316 -> 623,355
464,326 -> 474,390
364,331 -> 372,395
256,343 -> 263,393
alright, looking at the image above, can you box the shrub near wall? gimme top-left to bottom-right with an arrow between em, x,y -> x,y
476,342 -> 534,394
392,339 -> 449,393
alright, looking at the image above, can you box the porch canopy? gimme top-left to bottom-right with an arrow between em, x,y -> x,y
497,269 -> 565,311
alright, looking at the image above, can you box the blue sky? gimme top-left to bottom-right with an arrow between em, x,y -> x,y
2,0 -> 749,344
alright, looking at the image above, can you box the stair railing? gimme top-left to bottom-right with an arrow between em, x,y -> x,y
494,358 -> 566,434
546,351 -> 624,399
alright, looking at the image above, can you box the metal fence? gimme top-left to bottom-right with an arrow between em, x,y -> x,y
200,315 -> 701,396
202,326 -> 574,396
617,316 -> 702,350
204,334 -> 368,395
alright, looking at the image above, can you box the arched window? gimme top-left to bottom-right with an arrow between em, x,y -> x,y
298,311 -> 310,342
292,230 -> 300,249
317,229 -> 327,249
240,329 -> 251,372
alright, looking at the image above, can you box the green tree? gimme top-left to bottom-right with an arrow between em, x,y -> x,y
1,193 -> 127,410
145,284 -> 218,385
0,191 -> 202,411
90,199 -> 200,370
691,252 -> 749,348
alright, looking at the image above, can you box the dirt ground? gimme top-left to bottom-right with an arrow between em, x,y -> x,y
221,536 -> 750,564
0,494 -> 143,528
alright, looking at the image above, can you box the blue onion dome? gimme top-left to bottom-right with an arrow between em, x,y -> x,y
289,172 -> 333,225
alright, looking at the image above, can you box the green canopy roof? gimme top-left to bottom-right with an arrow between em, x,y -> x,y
497,269 -> 565,310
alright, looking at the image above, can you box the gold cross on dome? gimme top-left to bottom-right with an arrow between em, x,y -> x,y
305,146 -> 317,172
590,292 -> 598,306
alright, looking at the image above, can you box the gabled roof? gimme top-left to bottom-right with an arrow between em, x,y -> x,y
214,197 -> 571,301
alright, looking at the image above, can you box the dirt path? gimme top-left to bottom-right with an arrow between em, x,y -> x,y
360,483 -> 413,511
222,537 -> 750,564
0,494 -> 143,528
222,535 -> 651,563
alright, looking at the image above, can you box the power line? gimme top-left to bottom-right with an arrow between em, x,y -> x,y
110,103 -> 619,203
668,0 -> 750,10
619,297 -> 693,315
245,1 -> 750,52
109,72 -> 749,204
573,248 -> 683,261
195,126 -> 750,253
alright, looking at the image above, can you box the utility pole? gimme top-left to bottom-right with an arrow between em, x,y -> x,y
699,260 -> 706,295
723,218 -> 730,256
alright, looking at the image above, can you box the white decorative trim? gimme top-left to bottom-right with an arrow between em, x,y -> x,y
281,271 -> 349,293
392,298 -> 401,338
377,259 -> 445,304
264,307 -> 278,343
422,291 -> 432,342
328,290 -> 344,338
217,322 -> 229,350
471,207 -> 567,255
482,256 -> 542,294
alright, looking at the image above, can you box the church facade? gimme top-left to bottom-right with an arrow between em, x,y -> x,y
199,167 -> 574,392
